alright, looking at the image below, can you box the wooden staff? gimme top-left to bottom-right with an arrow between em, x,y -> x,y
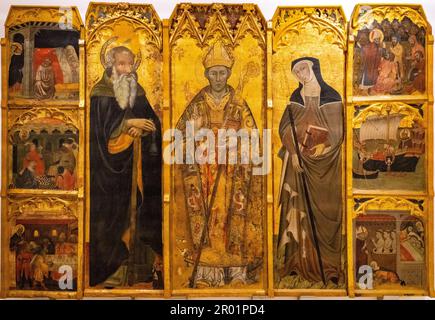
189,164 -> 224,288
188,106 -> 232,288
127,138 -> 140,286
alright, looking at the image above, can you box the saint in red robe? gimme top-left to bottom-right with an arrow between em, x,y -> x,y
361,42 -> 382,87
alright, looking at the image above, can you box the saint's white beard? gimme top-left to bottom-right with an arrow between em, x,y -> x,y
112,68 -> 137,110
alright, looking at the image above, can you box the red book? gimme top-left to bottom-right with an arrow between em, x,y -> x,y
301,125 -> 330,156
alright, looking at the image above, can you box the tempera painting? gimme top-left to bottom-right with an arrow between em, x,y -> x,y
355,209 -> 426,290
272,7 -> 346,290
352,103 -> 425,192
9,219 -> 78,291
8,15 -> 81,101
170,4 -> 266,290
9,115 -> 78,190
352,5 -> 427,96
86,3 -> 163,290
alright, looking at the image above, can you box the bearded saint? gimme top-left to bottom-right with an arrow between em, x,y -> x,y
175,41 -> 263,288
89,44 -> 162,288
34,58 -> 56,99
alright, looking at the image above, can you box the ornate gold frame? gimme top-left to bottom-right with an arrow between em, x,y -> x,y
1,5 -> 85,299
167,3 -> 268,297
0,2 -> 433,299
346,4 -> 434,297
84,2 -> 164,297
271,6 -> 348,297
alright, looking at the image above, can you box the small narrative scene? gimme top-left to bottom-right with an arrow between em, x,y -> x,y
352,104 -> 425,192
9,26 -> 80,100
353,16 -> 426,96
355,212 -> 426,290
9,219 -> 78,291
9,118 -> 78,190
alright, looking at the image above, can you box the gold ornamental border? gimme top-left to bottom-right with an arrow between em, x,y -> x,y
0,2 -> 433,299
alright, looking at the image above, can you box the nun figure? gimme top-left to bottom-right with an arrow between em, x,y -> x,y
277,57 -> 344,287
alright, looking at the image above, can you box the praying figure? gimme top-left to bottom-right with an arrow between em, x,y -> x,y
34,58 -> 56,99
